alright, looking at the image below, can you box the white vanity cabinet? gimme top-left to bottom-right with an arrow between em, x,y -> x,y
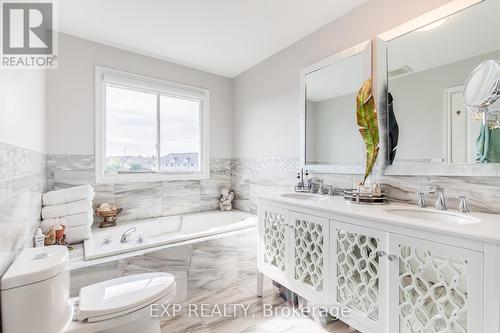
257,199 -> 487,333
258,205 -> 290,286
387,234 -> 483,333
288,211 -> 329,304
331,221 -> 387,333
257,205 -> 330,305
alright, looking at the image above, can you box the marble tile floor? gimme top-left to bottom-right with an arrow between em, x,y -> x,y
160,277 -> 359,333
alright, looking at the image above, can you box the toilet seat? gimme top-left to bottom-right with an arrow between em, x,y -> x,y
1,246 -> 177,333
78,272 -> 176,322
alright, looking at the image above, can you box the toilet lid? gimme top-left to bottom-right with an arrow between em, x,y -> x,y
78,272 -> 175,322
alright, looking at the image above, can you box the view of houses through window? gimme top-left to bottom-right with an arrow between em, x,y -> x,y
104,83 -> 201,174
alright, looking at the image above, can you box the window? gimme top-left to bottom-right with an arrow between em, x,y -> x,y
95,66 -> 209,183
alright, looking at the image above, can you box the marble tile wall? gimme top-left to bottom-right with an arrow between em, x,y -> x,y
378,175 -> 500,214
231,158 -> 299,213
2,149 -> 499,279
70,229 -> 258,303
231,157 -> 500,214
0,142 -> 46,276
46,155 -> 232,223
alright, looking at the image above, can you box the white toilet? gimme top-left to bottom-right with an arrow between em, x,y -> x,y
1,246 -> 176,333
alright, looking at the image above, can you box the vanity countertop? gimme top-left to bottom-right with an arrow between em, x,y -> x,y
259,194 -> 500,245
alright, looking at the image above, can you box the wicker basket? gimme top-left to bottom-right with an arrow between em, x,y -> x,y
96,207 -> 123,228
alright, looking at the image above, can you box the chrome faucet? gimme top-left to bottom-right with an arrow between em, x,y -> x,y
322,184 -> 334,196
458,195 -> 471,213
429,186 -> 447,210
120,227 -> 136,243
417,192 -> 427,208
310,178 -> 324,194
295,168 -> 310,192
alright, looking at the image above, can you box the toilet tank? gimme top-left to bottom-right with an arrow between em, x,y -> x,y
1,246 -> 72,333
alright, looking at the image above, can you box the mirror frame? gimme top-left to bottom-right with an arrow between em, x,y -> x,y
300,40 -> 372,174
374,0 -> 500,176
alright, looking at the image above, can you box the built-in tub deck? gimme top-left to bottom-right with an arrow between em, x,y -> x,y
69,210 -> 256,270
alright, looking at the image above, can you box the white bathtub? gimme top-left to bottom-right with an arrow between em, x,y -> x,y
83,210 -> 256,260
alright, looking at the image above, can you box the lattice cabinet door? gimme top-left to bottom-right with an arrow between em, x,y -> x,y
332,221 -> 388,333
388,234 -> 484,333
289,211 -> 329,305
257,205 -> 290,286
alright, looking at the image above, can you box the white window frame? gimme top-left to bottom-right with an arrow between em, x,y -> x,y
95,66 -> 210,183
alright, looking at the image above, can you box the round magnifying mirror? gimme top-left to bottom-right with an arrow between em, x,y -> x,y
463,60 -> 500,108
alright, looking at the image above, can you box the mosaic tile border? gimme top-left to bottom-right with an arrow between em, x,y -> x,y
232,158 -> 299,173
0,142 -> 46,276
0,142 -> 45,181
46,155 -> 232,174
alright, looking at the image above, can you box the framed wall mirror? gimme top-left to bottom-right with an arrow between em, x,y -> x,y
377,0 -> 500,176
300,40 -> 372,174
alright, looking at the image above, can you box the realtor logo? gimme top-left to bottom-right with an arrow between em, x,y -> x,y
1,0 -> 57,68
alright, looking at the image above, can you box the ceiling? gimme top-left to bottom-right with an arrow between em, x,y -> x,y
388,0 -> 500,76
57,0 -> 367,78
306,53 -> 364,102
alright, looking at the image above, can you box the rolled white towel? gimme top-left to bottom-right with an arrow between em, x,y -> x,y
43,185 -> 94,206
64,225 -> 91,244
41,211 -> 94,233
42,199 -> 93,220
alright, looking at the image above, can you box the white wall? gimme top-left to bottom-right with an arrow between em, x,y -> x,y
389,50 -> 500,162
232,0 -> 451,159
0,70 -> 46,152
0,69 -> 46,279
306,93 -> 363,164
46,33 -> 233,158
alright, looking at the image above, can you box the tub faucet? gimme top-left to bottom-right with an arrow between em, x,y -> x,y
429,186 -> 447,210
120,227 -> 137,243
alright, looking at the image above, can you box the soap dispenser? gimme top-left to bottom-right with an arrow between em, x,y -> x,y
34,227 -> 45,247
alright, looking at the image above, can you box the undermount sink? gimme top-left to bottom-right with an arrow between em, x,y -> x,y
281,193 -> 326,200
385,208 -> 480,224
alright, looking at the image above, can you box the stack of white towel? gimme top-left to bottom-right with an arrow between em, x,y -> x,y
41,185 -> 95,244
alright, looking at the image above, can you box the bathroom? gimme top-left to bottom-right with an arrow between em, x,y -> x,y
1,0 -> 500,332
